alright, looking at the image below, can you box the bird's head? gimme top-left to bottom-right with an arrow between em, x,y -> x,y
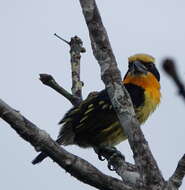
127,53 -> 160,81
124,54 -> 160,91
124,53 -> 160,81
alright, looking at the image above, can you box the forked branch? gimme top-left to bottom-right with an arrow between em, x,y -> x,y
40,35 -> 86,106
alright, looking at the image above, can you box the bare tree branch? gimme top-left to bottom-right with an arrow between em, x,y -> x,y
0,98 -> 132,190
39,74 -> 80,106
79,0 -> 164,188
162,59 -> 185,101
69,35 -> 85,99
169,154 -> 185,189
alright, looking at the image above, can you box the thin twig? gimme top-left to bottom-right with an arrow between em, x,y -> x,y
0,98 -> 131,190
54,33 -> 70,45
39,74 -> 81,106
79,0 -> 164,187
162,59 -> 185,100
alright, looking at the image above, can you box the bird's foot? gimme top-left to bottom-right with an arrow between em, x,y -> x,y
94,146 -> 125,171
107,148 -> 125,170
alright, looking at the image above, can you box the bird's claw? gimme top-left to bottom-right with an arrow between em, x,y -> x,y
98,154 -> 105,161
107,151 -> 125,171
94,146 -> 125,171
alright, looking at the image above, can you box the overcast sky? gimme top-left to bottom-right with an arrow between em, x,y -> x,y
1,0 -> 185,189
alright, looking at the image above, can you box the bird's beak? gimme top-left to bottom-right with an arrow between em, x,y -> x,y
130,60 -> 147,75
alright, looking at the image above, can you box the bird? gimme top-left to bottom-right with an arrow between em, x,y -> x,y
32,53 -> 161,165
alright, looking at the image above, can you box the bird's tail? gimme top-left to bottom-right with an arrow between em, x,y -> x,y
32,135 -> 72,165
32,152 -> 47,165
32,121 -> 75,165
32,136 -> 62,165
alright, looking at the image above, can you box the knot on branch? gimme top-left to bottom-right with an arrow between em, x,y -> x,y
70,36 -> 86,53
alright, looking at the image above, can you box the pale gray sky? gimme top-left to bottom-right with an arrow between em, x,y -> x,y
0,0 -> 185,189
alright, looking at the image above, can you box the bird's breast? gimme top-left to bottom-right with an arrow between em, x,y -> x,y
135,86 -> 161,124
124,72 -> 161,124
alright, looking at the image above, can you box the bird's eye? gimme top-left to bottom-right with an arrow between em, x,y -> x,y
147,62 -> 153,68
